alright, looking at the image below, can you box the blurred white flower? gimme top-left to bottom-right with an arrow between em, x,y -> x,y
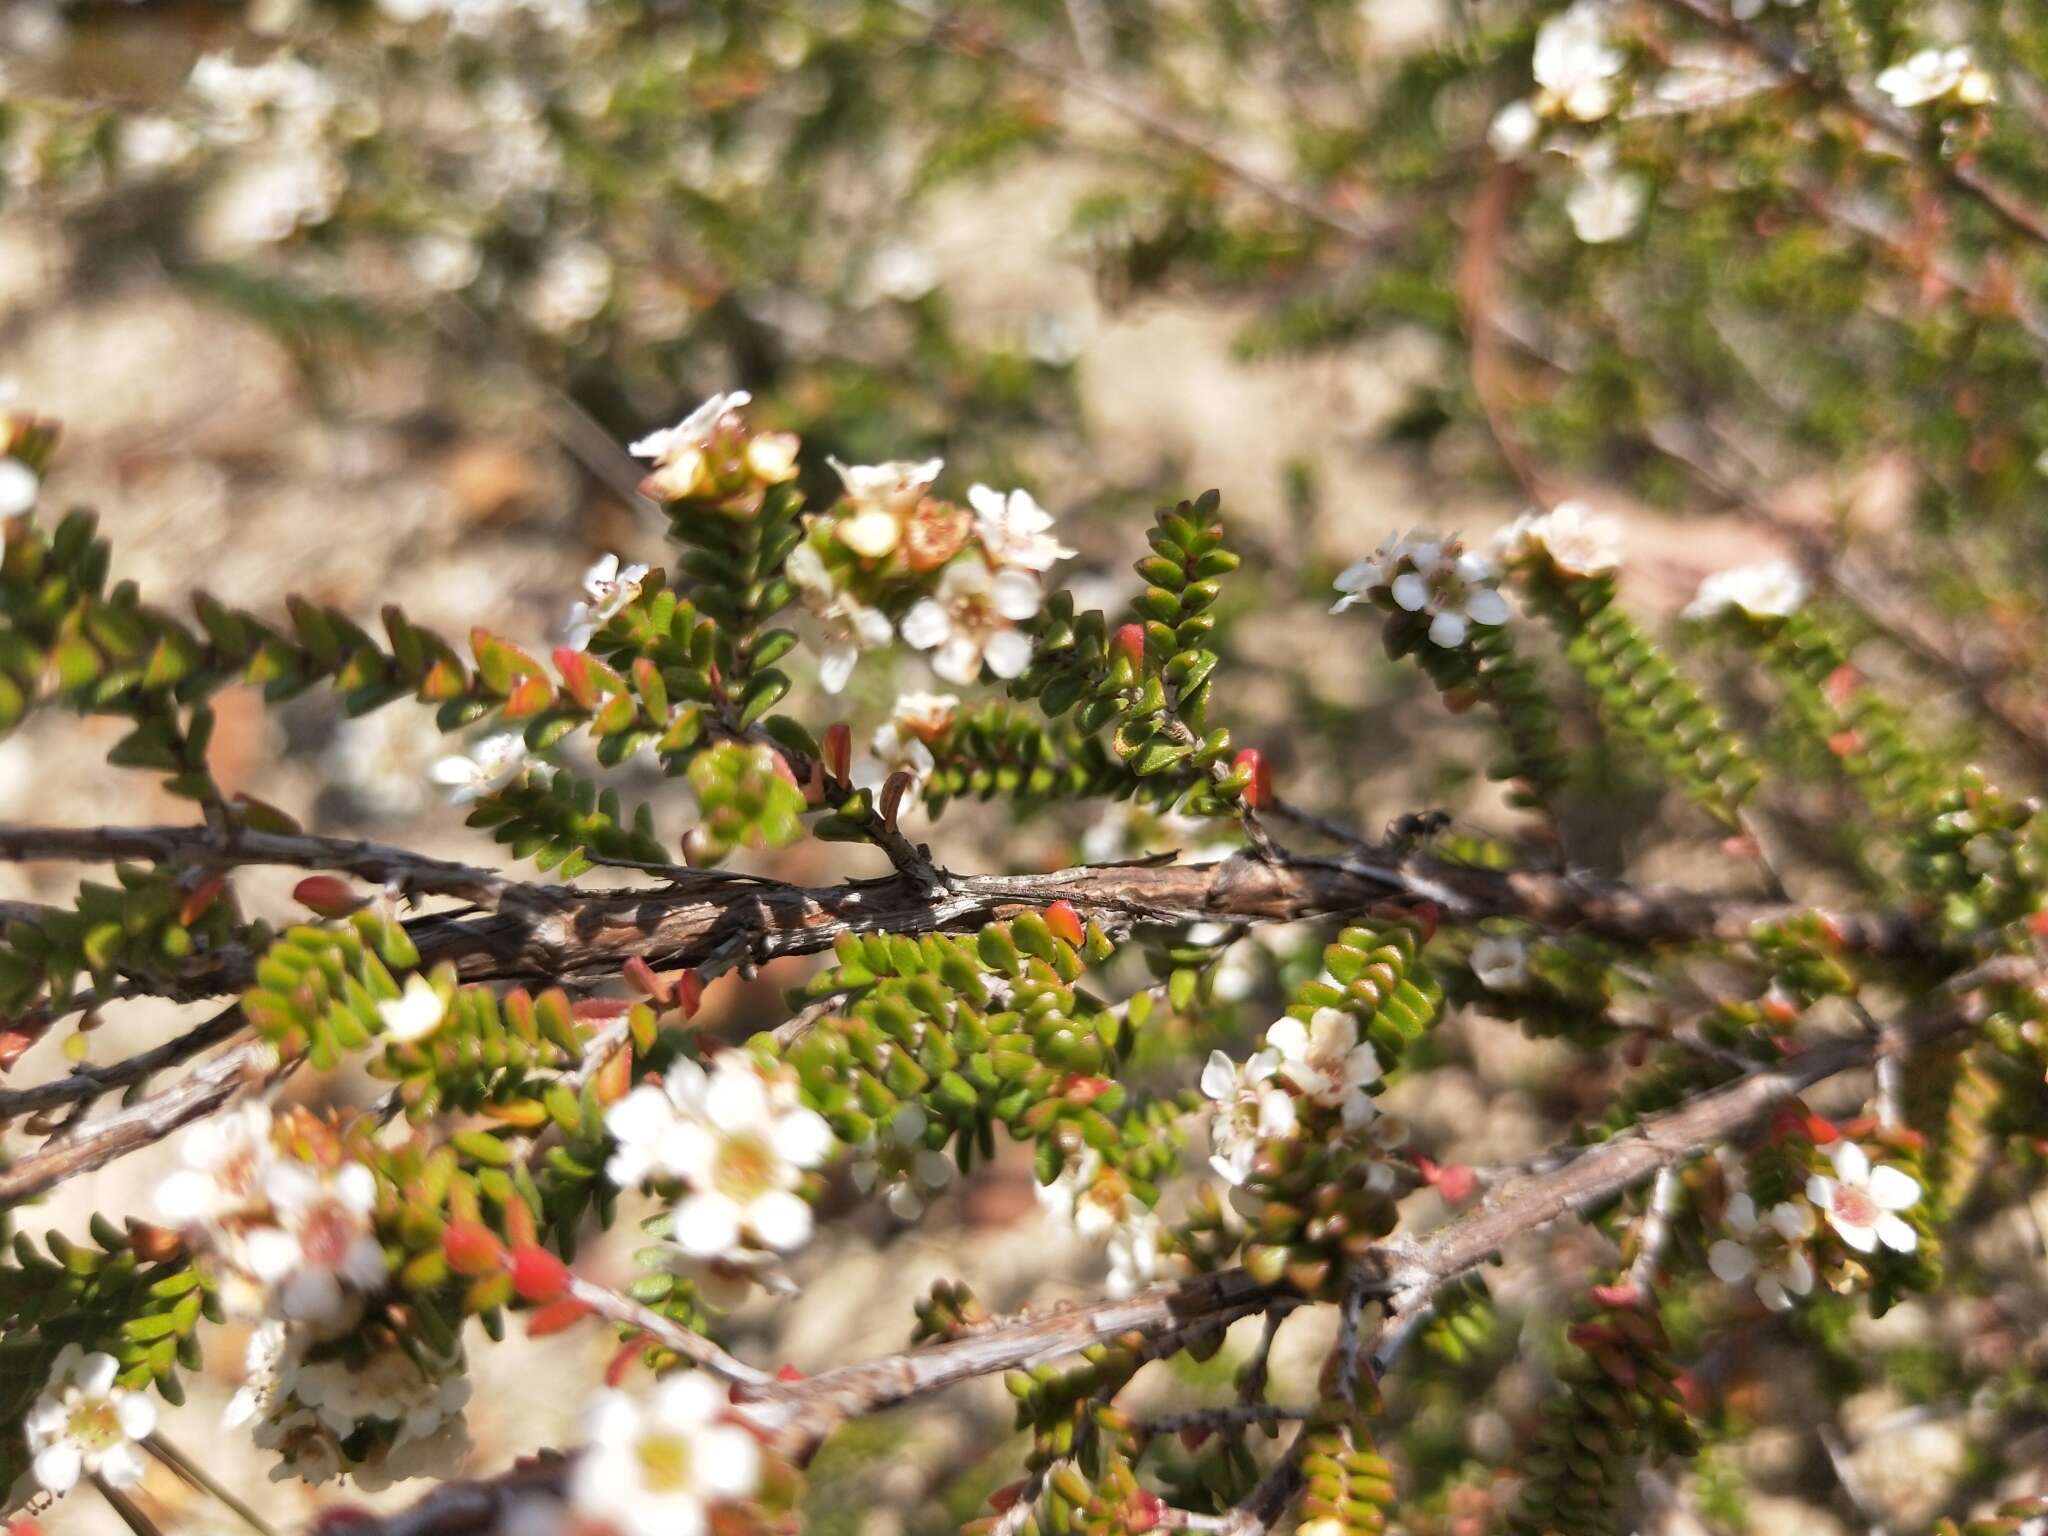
827,456 -> 943,559
378,974 -> 446,1043
1708,1194 -> 1816,1311
866,241 -> 939,302
968,484 -> 1075,572
1264,1008 -> 1381,1126
787,542 -> 893,693
853,721 -> 937,795
157,1101 -> 280,1231
187,53 -> 335,144
205,146 -> 343,249
1489,99 -> 1542,160
631,390 -> 750,500
117,115 -> 197,174
1533,1 -> 1626,122
1390,539 -> 1511,646
1106,1211 -> 1174,1298
1038,1148 -> 1145,1240
850,1106 -> 954,1220
1682,560 -> 1808,620
1492,501 -> 1622,576
225,1320 -> 291,1431
1468,934 -> 1530,991
1877,46 -> 1993,109
0,457 -> 40,516
408,232 -> 482,292
522,240 -> 612,334
566,552 -> 650,649
1201,1048 -> 1297,1185
571,1376 -> 760,1536
429,732 -> 531,805
241,1160 -> 387,1331
324,707 -> 445,820
890,689 -> 959,741
1564,144 -> 1647,243
24,1345 -> 155,1495
900,555 -> 1041,684
1330,529 -> 1426,613
1807,1142 -> 1922,1254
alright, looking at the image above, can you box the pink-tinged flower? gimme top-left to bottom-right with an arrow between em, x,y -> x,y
631,391 -> 752,501
1707,1194 -> 1816,1311
967,484 -> 1074,572
899,555 -> 1041,684
1263,1008 -> 1382,1126
1806,1142 -> 1922,1255
242,1161 -> 387,1331
156,1101 -> 279,1230
1200,1048 -> 1298,1186
570,1375 -> 761,1536
24,1345 -> 156,1494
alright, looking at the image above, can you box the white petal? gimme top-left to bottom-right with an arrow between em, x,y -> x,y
116,1392 -> 157,1439
1874,1213 -> 1918,1253
1465,588 -> 1511,626
1427,610 -> 1469,647
1805,1175 -> 1836,1208
1833,1217 -> 1879,1254
1200,1051 -> 1238,1102
0,459 -> 40,516
703,1065 -> 771,1134
1264,1015 -> 1308,1058
672,1192 -> 744,1258
695,1426 -> 761,1498
1724,1193 -> 1758,1234
1828,1141 -> 1870,1183
98,1443 -> 147,1489
1779,1250 -> 1815,1295
34,1442 -> 82,1493
76,1352 -> 119,1395
1756,1273 -> 1791,1312
1389,571 -> 1427,612
899,600 -> 950,651
770,1107 -> 835,1169
817,641 -> 856,695
982,628 -> 1034,679
1707,1238 -> 1755,1284
335,1161 -> 378,1211
990,569 -> 1044,622
1867,1164 -> 1922,1211
241,1225 -> 303,1282
1768,1200 -> 1814,1241
746,1189 -> 813,1252
932,636 -> 981,686
652,1371 -> 723,1429
156,1169 -> 220,1223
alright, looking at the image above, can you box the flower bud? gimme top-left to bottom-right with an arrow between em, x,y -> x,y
1231,747 -> 1272,809
293,875 -> 368,918
674,968 -> 706,1020
745,432 -> 801,484
510,1243 -> 570,1303
1112,623 -> 1146,671
822,722 -> 853,786
442,1221 -> 506,1276
639,446 -> 707,502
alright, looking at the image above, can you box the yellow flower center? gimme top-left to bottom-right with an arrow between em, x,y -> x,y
68,1398 -> 122,1450
636,1430 -> 695,1493
713,1132 -> 777,1203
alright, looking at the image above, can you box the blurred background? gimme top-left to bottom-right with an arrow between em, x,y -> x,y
3,0 -> 2047,1531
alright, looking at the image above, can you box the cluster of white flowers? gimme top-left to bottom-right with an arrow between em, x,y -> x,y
1037,1148 -> 1180,1297
184,54 -> 345,251
570,1375 -> 760,1536
1202,1008 -> 1390,1178
155,1104 -> 388,1334
603,1052 -> 835,1274
375,0 -> 592,35
228,1321 -> 472,1488
429,731 -> 538,805
1492,501 -> 1623,577
1876,46 -> 1994,111
1330,531 -> 1511,646
630,390 -> 799,508
22,1345 -> 157,1498
565,552 -> 651,649
1681,560 -> 1808,621
1711,1143 -> 1923,1312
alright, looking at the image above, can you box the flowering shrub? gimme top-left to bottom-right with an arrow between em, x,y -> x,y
5,0 -> 2048,1533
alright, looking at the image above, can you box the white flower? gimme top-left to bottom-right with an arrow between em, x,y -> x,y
900,556 -> 1041,684
1037,1149 -> 1145,1240
1330,530 -> 1426,613
1565,144 -> 1648,244
323,708 -> 445,820
866,241 -> 939,303
1682,560 -> 1808,620
1106,1212 -> 1174,1299
1806,1142 -> 1922,1255
853,721 -> 937,797
117,115 -> 197,174
243,1161 -> 387,1330
631,391 -> 751,500
0,457 -> 37,515
571,1376 -> 761,1536
1639,44 -> 1775,113
157,1101 -> 279,1230
202,146 -> 343,249
289,1343 -> 470,1449
407,232 -> 481,293
786,542 -> 892,693
890,690 -> 959,741
1877,46 -> 1993,110
1469,934 -> 1531,991
827,457 -> 944,559
1491,501 -> 1622,576
24,1345 -> 156,1494
428,732 -> 531,805
1389,540 -> 1512,646
565,552 -> 650,649
1200,1048 -> 1298,1186
1488,98 -> 1542,160
968,484 -> 1075,573
1707,1195 -> 1816,1311
1533,1 -> 1626,122
849,1106 -> 955,1220
225,1320 -> 291,1430
1263,1009 -> 1381,1126
634,1056 -> 835,1260
378,974 -> 447,1043
522,241 -> 612,335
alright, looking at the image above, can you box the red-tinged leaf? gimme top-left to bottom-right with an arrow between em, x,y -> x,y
527,1298 -> 595,1338
1124,1490 -> 1164,1533
1567,1323 -> 1619,1350
605,1333 -> 655,1385
292,875 -> 366,918
1828,729 -> 1861,757
501,673 -> 555,720
179,871 -> 229,927
502,1197 -> 539,1251
987,1479 -> 1029,1514
554,648 -> 598,711
593,1046 -> 633,1105
510,1244 -> 570,1303
1588,1281 -> 1643,1309
1431,1162 -> 1477,1203
418,658 -> 470,702
1408,899 -> 1442,944
124,1221 -> 186,1263
674,968 -> 705,1019
308,1504 -> 378,1536
822,723 -> 852,785
1061,1074 -> 1112,1104
1177,1425 -> 1212,1451
471,627 -> 543,696
1042,900 -> 1084,947
442,1221 -> 505,1276
879,769 -> 914,830
1231,747 -> 1272,809
624,956 -> 673,1004
1824,664 -> 1859,707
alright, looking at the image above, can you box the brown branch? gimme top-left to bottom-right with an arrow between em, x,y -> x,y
0,1006 -> 247,1123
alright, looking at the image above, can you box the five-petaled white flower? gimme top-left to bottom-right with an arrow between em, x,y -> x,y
786,541 -> 894,694
1468,934 -> 1531,991
827,456 -> 944,559
378,974 -> 447,1043
1492,501 -> 1623,576
1330,530 -> 1426,613
1707,1194 -> 1817,1311
849,1105 -> 955,1220
1565,143 -> 1648,244
571,1375 -> 761,1536
1390,540 -> 1512,646
1533,1 -> 1627,122
25,1345 -> 156,1495
1806,1142 -> 1922,1255
1264,1008 -> 1381,1126
1877,46 -> 1993,110
428,732 -> 531,805
241,1160 -> 388,1331
157,1100 -> 280,1231
1682,560 -> 1808,621
1200,1048 -> 1298,1186
566,553 -> 650,649
1037,1149 -> 1145,1240
968,484 -> 1075,572
630,390 -> 751,501
1488,99 -> 1542,161
0,457 -> 39,516
899,555 -> 1041,684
